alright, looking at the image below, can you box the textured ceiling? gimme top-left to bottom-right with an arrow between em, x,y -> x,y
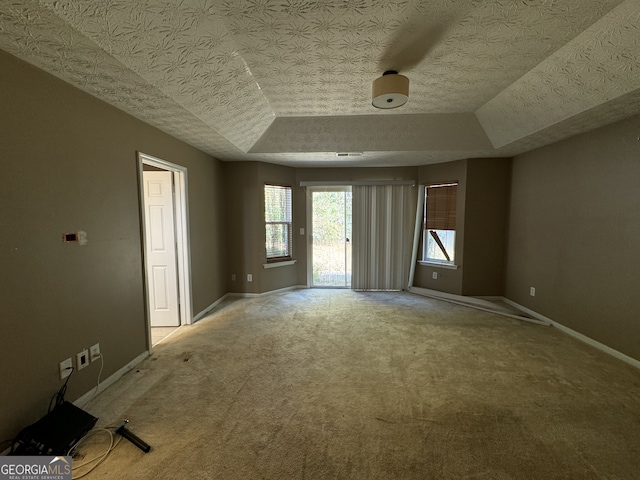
1,0 -> 639,167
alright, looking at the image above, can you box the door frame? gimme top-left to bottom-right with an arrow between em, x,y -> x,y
137,152 -> 193,351
306,185 -> 352,288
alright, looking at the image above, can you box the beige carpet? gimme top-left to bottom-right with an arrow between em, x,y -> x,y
150,326 -> 181,346
77,290 -> 640,479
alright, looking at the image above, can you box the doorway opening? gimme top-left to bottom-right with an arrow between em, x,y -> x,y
138,153 -> 192,349
309,187 -> 352,288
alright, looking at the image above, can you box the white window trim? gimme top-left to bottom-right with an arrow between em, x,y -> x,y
265,184 -> 293,261
422,182 -> 458,266
263,259 -> 297,269
418,260 -> 459,270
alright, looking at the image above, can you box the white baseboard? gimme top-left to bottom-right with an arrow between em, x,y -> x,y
409,287 -> 499,309
224,292 -> 261,299
192,295 -> 230,323
408,286 -> 549,325
258,285 -> 308,296
413,288 -> 640,370
502,298 -> 556,327
225,285 -> 308,299
73,351 -> 149,409
504,299 -> 640,370
193,286 -> 309,323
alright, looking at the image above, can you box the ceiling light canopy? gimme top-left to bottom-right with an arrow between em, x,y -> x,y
372,71 -> 409,109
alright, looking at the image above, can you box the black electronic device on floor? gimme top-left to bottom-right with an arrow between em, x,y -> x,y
11,401 -> 98,456
115,419 -> 151,453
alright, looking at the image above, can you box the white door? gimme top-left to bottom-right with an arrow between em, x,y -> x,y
143,171 -> 180,327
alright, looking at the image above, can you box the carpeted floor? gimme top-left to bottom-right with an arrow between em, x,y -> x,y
76,289 -> 640,479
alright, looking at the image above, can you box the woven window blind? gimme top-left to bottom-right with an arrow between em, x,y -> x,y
425,183 -> 457,230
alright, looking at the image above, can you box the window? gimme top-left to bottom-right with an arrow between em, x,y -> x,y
423,183 -> 457,265
265,184 -> 292,262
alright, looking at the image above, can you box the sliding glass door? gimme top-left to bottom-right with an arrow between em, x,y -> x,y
310,187 -> 352,288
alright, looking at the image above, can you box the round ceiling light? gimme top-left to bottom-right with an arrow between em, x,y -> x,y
372,71 -> 409,109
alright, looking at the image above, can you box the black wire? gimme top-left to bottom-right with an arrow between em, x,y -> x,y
48,367 -> 74,413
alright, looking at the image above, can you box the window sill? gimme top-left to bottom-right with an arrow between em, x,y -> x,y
263,259 -> 297,269
418,260 -> 459,270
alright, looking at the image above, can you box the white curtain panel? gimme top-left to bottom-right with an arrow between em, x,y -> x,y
352,184 -> 415,291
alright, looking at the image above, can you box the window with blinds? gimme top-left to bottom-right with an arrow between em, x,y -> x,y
265,184 -> 293,262
423,182 -> 458,264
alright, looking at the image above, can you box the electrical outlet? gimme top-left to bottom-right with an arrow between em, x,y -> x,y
77,349 -> 89,370
59,358 -> 73,380
90,343 -> 101,362
432,272 -> 438,280
530,286 -> 536,297
247,274 -> 252,282
231,273 -> 236,281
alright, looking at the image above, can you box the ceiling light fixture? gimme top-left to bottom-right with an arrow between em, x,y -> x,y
372,70 -> 409,109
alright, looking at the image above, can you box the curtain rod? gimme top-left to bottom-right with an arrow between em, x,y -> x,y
299,180 -> 415,187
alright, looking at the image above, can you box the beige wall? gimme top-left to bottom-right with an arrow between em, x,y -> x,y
186,153 -> 228,314
259,163 -> 300,292
0,50 -> 227,442
462,158 -> 511,296
224,162 -> 261,293
414,159 -> 511,296
505,114 -> 640,361
224,162 -> 299,294
415,160 -> 468,294
225,165 -> 419,294
263,161 -> 509,296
